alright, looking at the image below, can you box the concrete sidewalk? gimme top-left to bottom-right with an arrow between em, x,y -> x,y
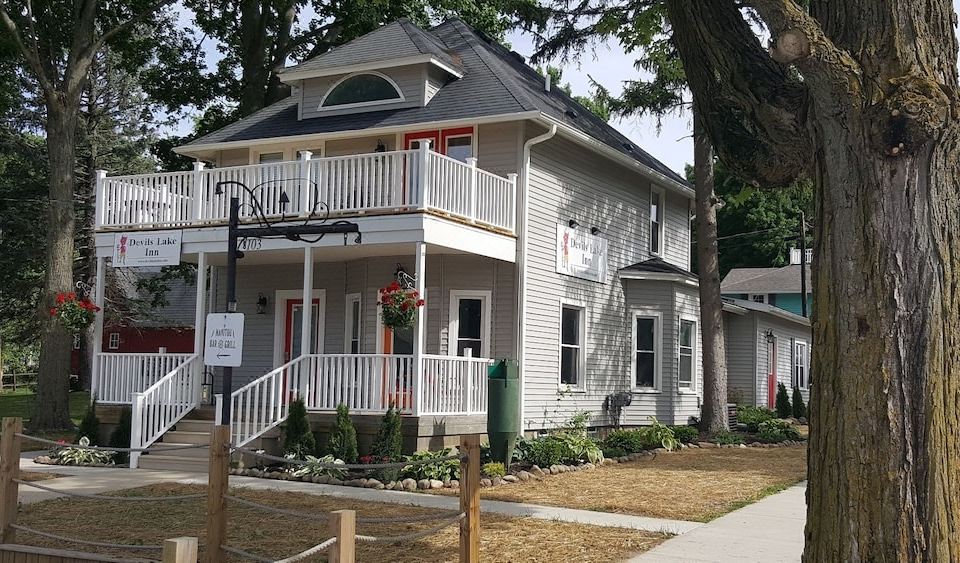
628,483 -> 806,562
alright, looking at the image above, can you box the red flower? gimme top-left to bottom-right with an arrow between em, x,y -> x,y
49,307 -> 57,316
56,293 -> 66,304
66,292 -> 76,301
416,299 -> 425,307
401,302 -> 411,311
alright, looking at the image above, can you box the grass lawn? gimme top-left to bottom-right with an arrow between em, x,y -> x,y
0,390 -> 90,450
19,471 -> 64,482
16,484 -> 666,562
438,445 -> 807,523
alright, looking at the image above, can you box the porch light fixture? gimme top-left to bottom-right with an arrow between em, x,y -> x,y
590,226 -> 602,236
256,293 -> 268,314
764,329 -> 776,343
375,139 -> 387,153
568,219 -> 580,229
394,263 -> 416,289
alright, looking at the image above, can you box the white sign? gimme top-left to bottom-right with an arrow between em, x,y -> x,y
556,224 -> 609,283
204,313 -> 245,367
113,230 -> 182,267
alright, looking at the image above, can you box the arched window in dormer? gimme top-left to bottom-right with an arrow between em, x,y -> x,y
319,72 -> 404,109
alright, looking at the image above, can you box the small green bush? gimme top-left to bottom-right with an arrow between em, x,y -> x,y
712,430 -> 744,445
669,425 -> 700,444
76,400 -> 100,445
289,455 -> 346,480
775,383 -> 792,418
481,461 -> 506,478
401,448 -> 460,481
792,387 -> 806,419
757,419 -> 801,443
643,418 -> 679,451
371,405 -> 403,460
604,429 -> 646,454
283,399 -> 316,459
109,407 -> 132,465
524,436 -> 568,467
602,446 -> 628,459
327,404 -> 358,463
737,405 -> 776,432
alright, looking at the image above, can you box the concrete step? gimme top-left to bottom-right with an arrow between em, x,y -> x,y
138,454 -> 208,473
173,419 -> 215,433
154,442 -> 210,459
162,430 -> 212,446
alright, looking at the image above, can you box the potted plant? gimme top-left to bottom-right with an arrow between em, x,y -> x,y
50,292 -> 100,333
378,281 -> 424,330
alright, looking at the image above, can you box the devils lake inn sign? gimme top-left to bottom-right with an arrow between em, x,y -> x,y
556,223 -> 608,283
113,230 -> 182,267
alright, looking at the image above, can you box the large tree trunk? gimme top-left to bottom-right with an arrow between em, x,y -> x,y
31,103 -> 78,430
693,116 -> 728,434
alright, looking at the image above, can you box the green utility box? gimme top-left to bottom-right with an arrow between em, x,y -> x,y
487,359 -> 520,465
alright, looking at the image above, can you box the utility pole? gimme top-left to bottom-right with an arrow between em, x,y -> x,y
800,211 -> 808,318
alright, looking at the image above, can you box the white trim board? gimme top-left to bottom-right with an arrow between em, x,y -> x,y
447,290 -> 492,358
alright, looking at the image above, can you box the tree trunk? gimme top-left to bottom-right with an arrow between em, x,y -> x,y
804,107 -> 960,560
31,103 -> 78,430
693,115 -> 728,434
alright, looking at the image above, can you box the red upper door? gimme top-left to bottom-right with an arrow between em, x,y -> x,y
404,127 -> 475,162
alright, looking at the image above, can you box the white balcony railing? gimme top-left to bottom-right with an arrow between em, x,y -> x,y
129,354 -> 201,468
96,148 -> 517,233
92,352 -> 194,404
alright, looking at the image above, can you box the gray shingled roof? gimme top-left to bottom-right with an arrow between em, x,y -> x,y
722,297 -> 810,325
278,18 -> 461,77
184,19 -> 686,185
621,257 -> 697,279
721,265 -> 812,294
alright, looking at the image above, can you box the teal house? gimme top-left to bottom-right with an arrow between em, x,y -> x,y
720,250 -> 813,317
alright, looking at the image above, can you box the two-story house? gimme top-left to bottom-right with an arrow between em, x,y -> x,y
721,248 -> 813,316
88,18 -> 699,469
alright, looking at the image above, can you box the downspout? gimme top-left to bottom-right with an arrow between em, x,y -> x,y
516,122 -> 557,434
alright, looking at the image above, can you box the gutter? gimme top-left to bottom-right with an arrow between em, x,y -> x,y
516,123 -> 557,435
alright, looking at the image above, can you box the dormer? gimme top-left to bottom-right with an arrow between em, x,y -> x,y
278,19 -> 464,120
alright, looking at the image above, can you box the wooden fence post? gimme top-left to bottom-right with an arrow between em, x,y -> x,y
459,434 -> 480,563
328,509 -> 356,563
0,417 -> 22,544
205,426 -> 230,563
162,537 -> 199,563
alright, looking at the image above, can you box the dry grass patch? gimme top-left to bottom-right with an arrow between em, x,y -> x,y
438,445 -> 806,522
18,471 -> 64,482
15,484 -> 665,562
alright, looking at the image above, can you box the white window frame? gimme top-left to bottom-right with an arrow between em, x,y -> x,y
317,71 -> 406,111
631,310 -> 662,392
793,339 -> 809,390
677,316 -> 697,393
344,293 -> 362,354
108,332 -> 120,350
443,133 -> 475,162
558,299 -> 587,390
447,290 -> 492,358
748,293 -> 767,304
649,186 -> 665,256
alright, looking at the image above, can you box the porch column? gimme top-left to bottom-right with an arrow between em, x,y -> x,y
193,252 -> 208,405
89,255 -> 106,403
299,246 -> 314,399
412,242 -> 426,416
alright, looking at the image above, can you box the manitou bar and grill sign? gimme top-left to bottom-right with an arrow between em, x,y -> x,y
112,230 -> 182,267
556,224 -> 608,283
204,313 -> 245,367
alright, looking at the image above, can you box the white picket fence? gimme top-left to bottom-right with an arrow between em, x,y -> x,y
97,148 -> 516,232
129,355 -> 201,468
93,353 -> 194,404
420,354 -> 490,415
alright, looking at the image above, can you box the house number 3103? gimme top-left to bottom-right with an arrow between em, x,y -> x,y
238,238 -> 262,251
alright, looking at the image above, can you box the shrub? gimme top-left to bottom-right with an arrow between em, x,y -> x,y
108,407 -> 132,465
643,418 -> 679,451
289,455 -> 346,480
76,400 -> 100,445
283,399 -> 316,459
602,446 -> 628,459
757,419 -> 801,443
712,430 -> 744,445
737,405 -> 776,432
670,425 -> 700,444
604,430 -> 646,454
524,437 -> 568,467
401,448 -> 460,481
550,431 -> 604,464
327,404 -> 358,463
55,436 -> 114,466
481,462 -> 506,478
792,388 -> 807,419
371,405 -> 403,460
775,383 -> 792,418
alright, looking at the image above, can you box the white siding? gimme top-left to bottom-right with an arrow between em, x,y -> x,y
723,312 -> 758,404
672,285 -> 702,425
301,64 -> 425,119
476,122 -> 521,177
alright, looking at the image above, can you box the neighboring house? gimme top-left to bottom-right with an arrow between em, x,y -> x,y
721,248 -> 813,316
723,297 -> 811,409
88,18 -> 697,467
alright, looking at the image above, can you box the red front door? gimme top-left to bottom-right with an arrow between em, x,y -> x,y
283,298 -> 321,362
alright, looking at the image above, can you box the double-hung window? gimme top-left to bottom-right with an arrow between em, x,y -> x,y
678,319 -> 696,390
793,340 -> 809,389
108,332 -> 120,350
345,294 -> 361,354
633,314 -> 659,389
560,304 -> 585,387
650,187 -> 665,255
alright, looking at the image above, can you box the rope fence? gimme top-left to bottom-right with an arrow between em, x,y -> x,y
1,417 -> 483,563
15,432 -> 209,453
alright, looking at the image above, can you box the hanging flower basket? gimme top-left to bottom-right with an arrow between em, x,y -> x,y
50,292 -> 100,333
378,281 -> 424,330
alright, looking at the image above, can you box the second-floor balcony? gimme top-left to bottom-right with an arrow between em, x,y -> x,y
95,147 -> 518,234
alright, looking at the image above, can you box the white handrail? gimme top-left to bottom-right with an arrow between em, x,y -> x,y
93,353 -> 194,404
129,354 -> 200,468
296,354 -> 416,414
420,354 -> 491,415
230,356 -> 305,447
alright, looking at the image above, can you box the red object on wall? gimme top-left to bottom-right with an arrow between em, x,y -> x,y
71,326 -> 195,374
767,374 -> 777,409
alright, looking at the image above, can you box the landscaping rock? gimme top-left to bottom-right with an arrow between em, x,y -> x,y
480,478 -> 492,488
365,479 -> 384,489
430,479 -> 444,489
549,465 -> 561,474
517,470 -> 532,482
450,479 -> 459,488
314,475 -> 330,484
443,478 -> 452,487
530,465 -> 545,478
738,444 -> 747,448
617,456 -> 630,463
328,478 -> 343,486
417,479 -> 431,490
687,443 -> 699,448
492,476 -> 503,486
698,442 -> 718,449
583,463 -> 595,470
402,478 -> 417,491
503,475 -> 519,483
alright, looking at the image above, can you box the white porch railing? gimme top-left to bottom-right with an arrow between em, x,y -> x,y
93,353 -> 194,404
129,354 -> 200,468
229,353 -> 491,446
97,149 -> 517,232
